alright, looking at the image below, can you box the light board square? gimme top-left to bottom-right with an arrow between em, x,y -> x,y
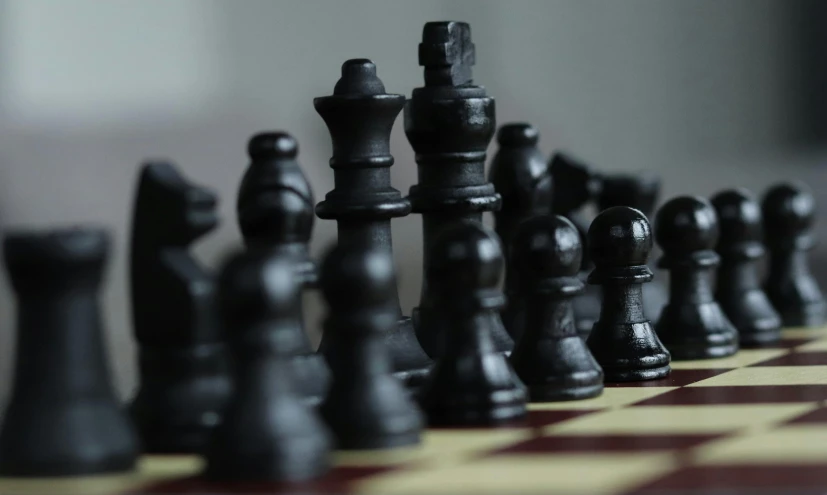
693,425 -> 827,464
687,366 -> 827,387
527,387 -> 676,410
670,349 -> 787,369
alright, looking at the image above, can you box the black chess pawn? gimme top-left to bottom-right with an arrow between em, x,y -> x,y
654,196 -> 739,359
318,242 -> 423,449
598,171 -> 667,326
489,123 -> 553,343
314,59 -> 432,387
586,206 -> 671,381
421,221 -> 527,425
509,215 -> 604,401
237,132 -> 329,404
711,189 -> 782,346
129,162 -> 231,453
204,250 -> 331,482
549,152 -> 603,338
0,228 -> 139,476
405,21 -> 511,358
762,182 -> 826,327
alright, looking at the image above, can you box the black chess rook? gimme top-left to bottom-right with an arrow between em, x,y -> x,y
509,215 -> 604,401
405,21 -> 510,358
654,196 -> 739,359
204,249 -> 331,482
586,206 -> 671,381
712,188 -> 782,346
0,228 -> 139,476
237,132 -> 330,404
314,58 -> 432,387
420,221 -> 527,425
318,242 -> 424,449
762,182 -> 827,327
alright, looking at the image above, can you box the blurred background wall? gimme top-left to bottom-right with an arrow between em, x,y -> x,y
0,0 -> 824,399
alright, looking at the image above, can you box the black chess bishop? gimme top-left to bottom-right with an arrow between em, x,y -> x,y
711,188 -> 782,346
237,132 -> 330,404
762,182 -> 826,327
509,215 -> 604,401
314,58 -> 432,387
586,206 -> 671,381
654,196 -> 739,359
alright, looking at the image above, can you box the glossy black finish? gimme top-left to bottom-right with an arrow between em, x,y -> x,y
318,242 -> 424,449
404,21 -> 510,358
586,207 -> 671,381
711,189 -> 782,346
655,196 -> 739,360
549,152 -> 603,338
420,222 -> 527,425
762,182 -> 826,327
597,171 -> 667,327
490,123 -> 553,343
314,59 -> 431,387
0,228 -> 139,476
129,162 -> 231,453
204,250 -> 331,482
509,215 -> 604,401
237,132 -> 329,404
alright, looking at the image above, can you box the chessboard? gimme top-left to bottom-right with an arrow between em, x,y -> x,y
2,326 -> 826,495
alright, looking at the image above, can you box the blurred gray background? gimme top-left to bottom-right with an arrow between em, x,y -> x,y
0,0 -> 825,400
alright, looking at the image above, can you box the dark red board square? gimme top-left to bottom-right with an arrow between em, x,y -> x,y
626,464 -> 827,494
489,433 -> 725,455
605,369 -> 731,388
786,405 -> 827,425
632,385 -> 827,405
133,466 -> 394,494
750,351 -> 827,367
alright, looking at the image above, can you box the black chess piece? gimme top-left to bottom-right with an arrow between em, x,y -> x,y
654,196 -> 739,359
314,59 -> 432,387
405,21 -> 511,358
237,132 -> 329,404
0,228 -> 139,476
762,182 -> 826,327
420,221 -> 527,425
509,215 -> 604,401
711,189 -> 782,346
318,242 -> 424,449
549,152 -> 603,338
204,249 -> 331,482
129,162 -> 231,453
597,171 -> 667,326
489,123 -> 553,343
586,206 -> 671,381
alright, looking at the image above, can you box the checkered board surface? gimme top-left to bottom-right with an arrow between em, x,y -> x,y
6,327 -> 827,495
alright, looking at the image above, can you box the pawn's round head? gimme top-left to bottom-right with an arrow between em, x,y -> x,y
588,206 -> 652,267
762,182 -> 815,240
217,249 -> 300,329
332,58 -> 386,96
655,196 -> 719,255
710,188 -> 763,254
247,132 -> 298,161
320,241 -> 396,312
511,215 -> 582,280
497,123 -> 539,148
428,221 -> 503,294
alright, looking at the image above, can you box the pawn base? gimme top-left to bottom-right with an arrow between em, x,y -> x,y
667,342 -> 739,361
778,301 -> 827,328
0,453 -> 136,478
528,382 -> 604,402
425,402 -> 527,427
388,316 -> 433,390
603,365 -> 671,382
334,430 -> 421,451
739,329 -> 782,347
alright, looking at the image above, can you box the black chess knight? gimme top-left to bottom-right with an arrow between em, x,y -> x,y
405,21 -> 511,358
129,162 -> 231,453
314,59 -> 431,386
237,132 -> 330,404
